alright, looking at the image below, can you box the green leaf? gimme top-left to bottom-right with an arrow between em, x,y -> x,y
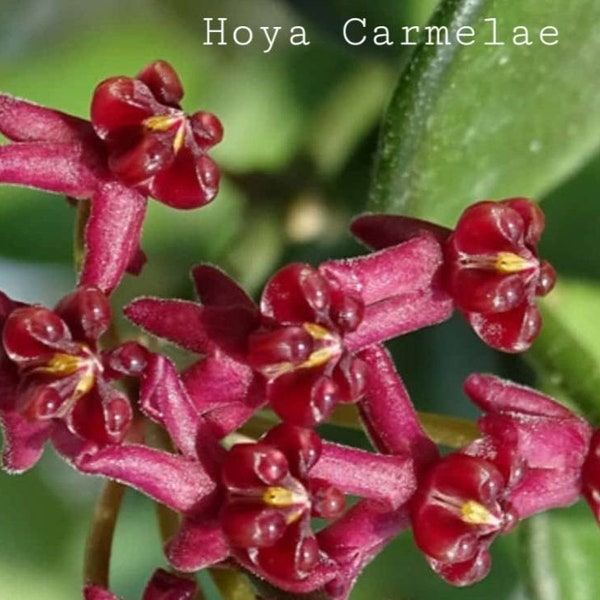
527,279 -> 600,423
370,0 -> 600,224
521,503 -> 600,600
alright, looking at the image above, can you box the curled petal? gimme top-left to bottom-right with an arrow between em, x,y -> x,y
79,182 -> 147,295
76,445 -> 216,512
166,515 -> 229,572
0,410 -> 51,473
0,142 -> 98,197
191,264 -> 257,312
312,441 -> 417,509
140,354 -> 203,457
183,356 -> 265,437
357,346 -> 438,467
350,213 -> 450,249
0,93 -> 94,144
466,303 -> 541,353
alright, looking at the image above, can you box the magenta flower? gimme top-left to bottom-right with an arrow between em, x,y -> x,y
0,286 -> 146,472
75,354 -> 418,596
351,198 -> 556,352
0,60 -> 222,294
410,374 -> 592,585
84,568 -> 197,600
126,235 -> 452,428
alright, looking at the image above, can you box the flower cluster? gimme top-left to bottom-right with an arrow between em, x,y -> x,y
1,60 -> 596,600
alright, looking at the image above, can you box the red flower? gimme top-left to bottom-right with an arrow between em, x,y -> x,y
125,234 -> 452,429
351,198 -> 556,352
0,287 -> 144,472
0,60 -> 222,294
410,374 -> 592,586
411,453 -> 517,586
75,354 -> 416,596
91,60 -> 222,209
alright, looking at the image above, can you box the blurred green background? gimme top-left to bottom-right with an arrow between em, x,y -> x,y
1,0 -> 600,598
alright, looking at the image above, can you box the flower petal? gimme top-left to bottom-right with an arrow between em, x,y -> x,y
166,515 -> 229,571
126,297 -> 255,357
0,93 -> 94,144
350,213 -> 450,249
0,410 -> 51,473
75,445 -> 215,512
79,182 -> 147,294
183,355 -> 264,437
191,264 -> 257,312
318,500 -> 410,600
312,441 -> 417,509
0,142 -> 98,197
140,354 -> 203,457
357,346 -> 438,466
464,373 -> 577,419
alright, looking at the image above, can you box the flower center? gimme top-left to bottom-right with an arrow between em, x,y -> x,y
459,251 -> 538,274
143,114 -> 186,152
460,500 -> 502,527
23,344 -> 101,418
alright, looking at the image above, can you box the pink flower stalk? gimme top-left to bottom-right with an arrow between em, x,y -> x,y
126,236 -> 452,429
75,354 -> 418,595
0,60 -> 222,294
351,198 -> 556,352
84,568 -> 197,600
0,286 -> 146,472
411,374 -> 592,586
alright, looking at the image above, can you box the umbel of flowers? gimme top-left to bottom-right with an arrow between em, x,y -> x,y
0,60 -> 596,600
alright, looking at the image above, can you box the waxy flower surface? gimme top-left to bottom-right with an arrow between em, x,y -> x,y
0,286 -> 138,472
126,234 -> 452,428
0,60 -> 222,293
410,374 -> 592,585
75,354 -> 417,596
351,198 -> 556,352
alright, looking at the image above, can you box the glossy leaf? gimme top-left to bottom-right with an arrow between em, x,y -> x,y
521,503 -> 600,600
370,0 -> 600,224
527,280 -> 600,423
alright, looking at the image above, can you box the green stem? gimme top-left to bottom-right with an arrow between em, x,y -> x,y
83,479 -> 126,588
210,568 -> 256,600
330,404 -> 479,448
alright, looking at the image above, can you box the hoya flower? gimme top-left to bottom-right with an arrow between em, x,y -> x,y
351,198 -> 556,352
84,568 -> 196,600
0,60 -> 222,294
76,354 -> 417,595
411,374 -> 592,586
126,238 -> 452,428
0,286 -> 145,472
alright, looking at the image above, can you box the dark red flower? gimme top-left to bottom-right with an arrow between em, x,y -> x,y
247,263 -> 369,425
351,198 -> 556,352
220,424 -> 345,582
410,374 -> 592,586
91,60 -> 222,209
75,353 -> 416,596
0,60 -> 223,294
126,237 -> 452,429
0,287 -> 143,472
410,453 -> 517,586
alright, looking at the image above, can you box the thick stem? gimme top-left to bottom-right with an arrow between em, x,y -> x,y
83,479 -> 126,587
